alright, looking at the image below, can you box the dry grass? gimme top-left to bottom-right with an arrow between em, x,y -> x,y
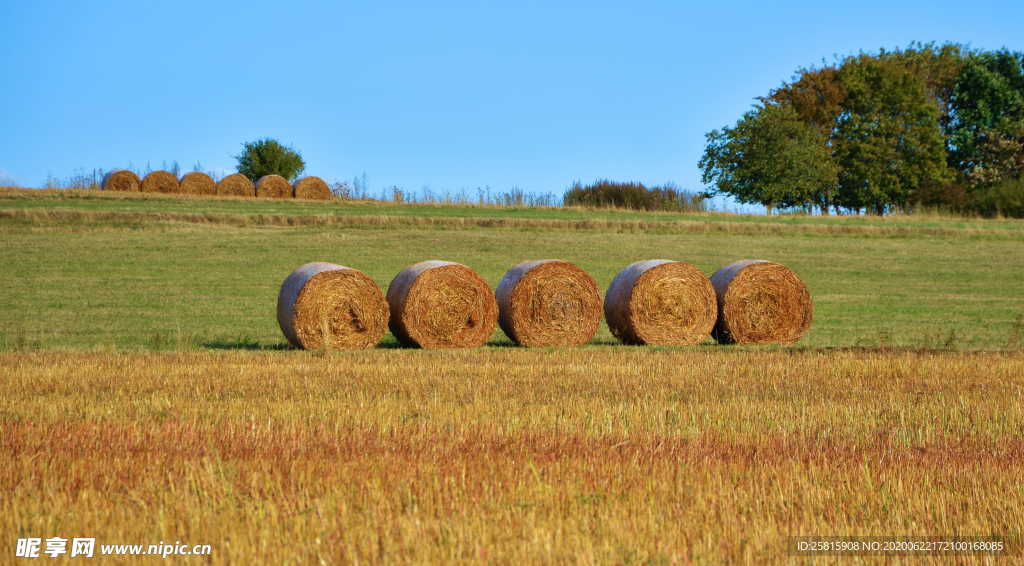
5,207 -> 1024,240
2,348 -> 1022,564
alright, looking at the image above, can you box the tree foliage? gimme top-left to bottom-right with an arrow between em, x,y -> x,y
699,103 -> 838,214
235,138 -> 306,181
701,43 -> 1024,216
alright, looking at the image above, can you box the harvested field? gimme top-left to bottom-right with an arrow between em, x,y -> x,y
2,348 -> 1022,564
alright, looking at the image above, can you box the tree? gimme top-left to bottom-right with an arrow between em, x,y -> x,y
833,54 -> 952,213
235,138 -> 305,181
947,50 -> 1024,185
699,102 -> 839,214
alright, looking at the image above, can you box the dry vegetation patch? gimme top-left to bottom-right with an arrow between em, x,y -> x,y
1,349 -> 1022,563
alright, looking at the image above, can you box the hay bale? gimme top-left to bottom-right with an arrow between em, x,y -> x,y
293,176 -> 331,200
102,169 -> 141,192
140,170 -> 180,193
710,260 -> 812,345
604,260 -> 717,345
386,261 -> 498,349
178,171 -> 216,195
217,173 -> 255,197
256,175 -> 292,198
277,262 -> 389,350
495,260 -> 601,347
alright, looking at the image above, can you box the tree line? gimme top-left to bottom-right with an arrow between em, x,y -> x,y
699,43 -> 1024,216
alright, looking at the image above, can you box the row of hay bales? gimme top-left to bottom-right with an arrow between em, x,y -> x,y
277,259 -> 812,350
101,170 -> 332,200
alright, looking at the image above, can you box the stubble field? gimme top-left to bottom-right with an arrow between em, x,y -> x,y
1,188 -> 1023,563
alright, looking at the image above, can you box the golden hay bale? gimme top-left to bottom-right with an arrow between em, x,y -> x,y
277,262 -> 389,350
102,169 -> 141,192
386,261 -> 498,349
217,173 -> 255,197
255,174 -> 292,198
710,260 -> 812,345
178,171 -> 216,195
140,170 -> 180,193
495,260 -> 601,347
604,260 -> 717,345
293,176 -> 331,200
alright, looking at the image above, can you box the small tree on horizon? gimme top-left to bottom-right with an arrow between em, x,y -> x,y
235,138 -> 305,181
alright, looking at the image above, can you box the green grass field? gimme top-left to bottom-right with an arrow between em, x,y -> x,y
1,188 -> 1023,351
2,189 -> 1023,563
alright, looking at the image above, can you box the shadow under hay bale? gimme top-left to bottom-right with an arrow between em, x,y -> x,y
102,169 -> 141,192
293,176 -> 331,200
216,173 -> 255,197
277,262 -> 389,350
387,260 -> 498,349
178,171 -> 216,196
255,175 -> 292,199
140,170 -> 180,194
496,259 -> 601,347
710,260 -> 812,345
605,259 -> 717,345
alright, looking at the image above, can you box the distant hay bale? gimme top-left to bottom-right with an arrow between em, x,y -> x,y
140,170 -> 179,194
604,260 -> 717,345
102,169 -> 140,192
217,173 -> 255,197
293,176 -> 331,200
178,171 -> 216,195
386,261 -> 498,349
255,175 -> 292,198
710,260 -> 812,345
277,262 -> 389,350
495,260 -> 601,347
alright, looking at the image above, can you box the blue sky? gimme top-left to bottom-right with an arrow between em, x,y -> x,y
1,0 -> 1022,205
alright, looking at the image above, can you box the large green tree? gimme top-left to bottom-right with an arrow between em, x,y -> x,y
832,54 -> 952,213
947,50 -> 1024,186
699,102 -> 839,214
235,138 -> 306,181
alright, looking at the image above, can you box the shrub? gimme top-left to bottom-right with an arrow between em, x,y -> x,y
563,180 -> 705,212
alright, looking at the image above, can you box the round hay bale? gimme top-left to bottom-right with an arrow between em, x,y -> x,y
140,170 -> 180,193
386,261 -> 498,349
256,175 -> 292,198
178,171 -> 216,195
102,169 -> 141,192
293,176 -> 331,200
217,173 -> 255,197
277,262 -> 389,350
604,260 -> 717,345
495,260 -> 601,347
710,260 -> 812,345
